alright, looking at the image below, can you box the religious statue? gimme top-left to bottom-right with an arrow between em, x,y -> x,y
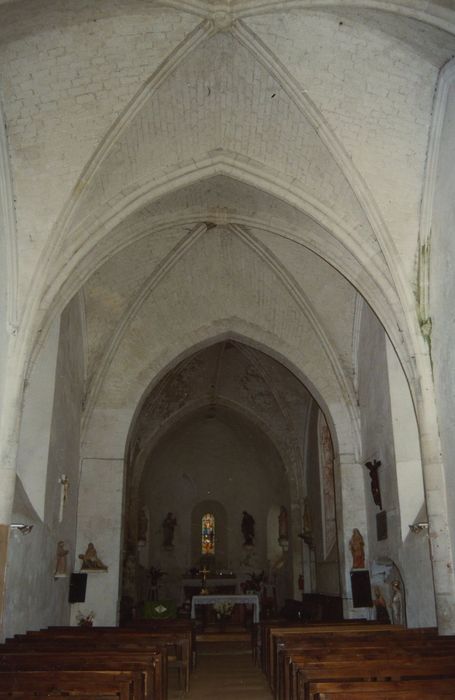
349,528 -> 365,569
298,498 -> 314,548
365,460 -> 383,510
54,540 -> 68,578
78,542 -> 108,571
137,507 -> 148,546
58,474 -> 69,523
391,579 -> 404,625
278,506 -> 289,542
373,586 -> 391,623
162,512 -> 177,548
241,510 -> 255,546
122,553 -> 137,599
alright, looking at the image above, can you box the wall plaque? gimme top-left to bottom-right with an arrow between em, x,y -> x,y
376,510 -> 388,541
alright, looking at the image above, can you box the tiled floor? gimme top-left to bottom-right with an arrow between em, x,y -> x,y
169,642 -> 272,699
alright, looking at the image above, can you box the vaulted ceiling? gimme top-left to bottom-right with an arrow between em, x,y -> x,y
1,0 -> 454,452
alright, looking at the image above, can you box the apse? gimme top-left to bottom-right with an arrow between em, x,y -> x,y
121,340 -> 340,620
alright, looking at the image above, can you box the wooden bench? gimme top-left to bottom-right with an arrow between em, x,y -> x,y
259,623 -> 455,700
267,623 -> 407,692
20,624 -> 192,688
0,650 -> 163,700
309,678 -> 455,699
0,632 -> 166,699
277,632 -> 455,700
293,657 -> 455,700
0,669 -> 141,699
4,628 -> 191,696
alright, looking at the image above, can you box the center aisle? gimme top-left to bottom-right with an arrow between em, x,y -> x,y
169,642 -> 273,700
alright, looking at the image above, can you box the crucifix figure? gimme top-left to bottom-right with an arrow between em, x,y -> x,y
58,474 -> 69,523
200,566 -> 209,595
365,460 -> 382,510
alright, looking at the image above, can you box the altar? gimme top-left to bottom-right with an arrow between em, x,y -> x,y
182,577 -> 238,601
191,593 -> 260,624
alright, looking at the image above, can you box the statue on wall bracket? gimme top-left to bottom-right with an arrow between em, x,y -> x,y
162,512 -> 177,549
278,506 -> 289,551
54,540 -> 69,578
365,459 -> 383,510
241,510 -> 255,547
79,542 -> 108,572
349,528 -> 365,569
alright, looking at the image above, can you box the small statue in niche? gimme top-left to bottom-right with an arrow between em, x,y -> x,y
349,528 -> 365,569
365,460 -> 383,510
278,506 -> 289,542
391,579 -> 404,625
79,542 -> 108,571
54,540 -> 69,578
241,510 -> 255,546
162,512 -> 177,548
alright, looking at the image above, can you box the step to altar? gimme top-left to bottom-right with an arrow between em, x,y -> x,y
196,624 -> 252,643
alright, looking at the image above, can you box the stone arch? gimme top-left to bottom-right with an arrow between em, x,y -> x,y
127,397 -> 301,499
158,1 -> 455,35
84,323 -> 356,462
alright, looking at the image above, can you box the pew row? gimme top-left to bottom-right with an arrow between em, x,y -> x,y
259,621 -> 455,700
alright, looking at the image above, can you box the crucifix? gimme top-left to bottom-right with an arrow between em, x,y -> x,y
58,474 -> 69,523
200,566 -> 209,595
365,460 -> 382,511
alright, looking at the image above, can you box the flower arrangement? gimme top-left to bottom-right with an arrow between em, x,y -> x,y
76,610 -> 95,627
213,601 -> 234,620
241,570 -> 265,593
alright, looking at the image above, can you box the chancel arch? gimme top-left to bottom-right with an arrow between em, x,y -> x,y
118,339 -> 342,620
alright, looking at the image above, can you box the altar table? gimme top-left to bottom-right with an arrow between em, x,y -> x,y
191,594 -> 260,623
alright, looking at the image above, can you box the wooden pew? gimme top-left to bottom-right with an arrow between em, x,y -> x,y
277,631 -> 455,700
0,631 -> 166,700
0,669 -> 141,699
20,624 -> 192,689
266,623 -> 407,692
0,651 -> 162,700
309,678 -> 455,699
4,628 -> 190,696
263,623 -> 455,700
293,656 -> 455,700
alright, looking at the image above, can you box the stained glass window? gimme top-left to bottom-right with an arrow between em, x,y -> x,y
202,513 -> 215,556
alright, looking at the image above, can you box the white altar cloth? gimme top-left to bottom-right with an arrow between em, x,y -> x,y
191,594 -> 260,623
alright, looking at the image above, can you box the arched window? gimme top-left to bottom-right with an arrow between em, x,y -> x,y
201,513 -> 215,556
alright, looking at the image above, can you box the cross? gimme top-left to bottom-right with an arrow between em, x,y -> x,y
365,460 -> 382,510
200,566 -> 209,594
58,474 -> 69,523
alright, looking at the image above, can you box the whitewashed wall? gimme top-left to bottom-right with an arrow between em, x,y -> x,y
357,303 -> 436,628
430,73 -> 455,569
4,298 -> 84,637
71,459 -> 124,627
